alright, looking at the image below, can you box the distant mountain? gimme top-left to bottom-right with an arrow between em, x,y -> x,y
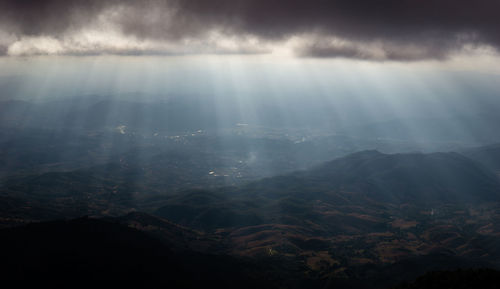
344,116 -> 500,143
4,149 -> 498,230
155,150 -> 500,233
462,143 -> 500,171
241,150 -> 500,205
300,150 -> 500,204
0,98 -> 221,131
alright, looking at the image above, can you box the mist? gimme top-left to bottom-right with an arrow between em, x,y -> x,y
2,55 -> 500,145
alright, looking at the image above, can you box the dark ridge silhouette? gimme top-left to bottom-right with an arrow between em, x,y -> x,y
0,217 -> 310,288
0,217 -> 181,281
392,268 -> 500,289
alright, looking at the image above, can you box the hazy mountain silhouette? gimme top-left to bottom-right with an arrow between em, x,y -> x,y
463,143 -> 500,171
156,150 -> 500,231
300,150 -> 500,204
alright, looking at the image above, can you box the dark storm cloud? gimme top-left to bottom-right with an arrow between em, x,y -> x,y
296,37 -> 453,61
0,0 -> 499,60
0,0 -> 111,34
171,0 -> 499,59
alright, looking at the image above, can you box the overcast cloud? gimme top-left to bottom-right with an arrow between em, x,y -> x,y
0,0 -> 498,60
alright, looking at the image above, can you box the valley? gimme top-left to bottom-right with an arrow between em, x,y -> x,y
2,119 -> 500,288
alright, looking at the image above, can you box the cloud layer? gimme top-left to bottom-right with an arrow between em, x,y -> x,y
0,0 -> 499,60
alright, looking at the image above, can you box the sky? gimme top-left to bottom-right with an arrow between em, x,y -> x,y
1,0 -> 500,138
0,0 -> 499,61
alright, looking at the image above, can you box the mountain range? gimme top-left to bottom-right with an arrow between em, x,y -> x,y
2,145 -> 500,287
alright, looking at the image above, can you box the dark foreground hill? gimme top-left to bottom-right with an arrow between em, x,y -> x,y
1,215 -> 498,289
0,217 -> 309,288
0,217 -> 180,281
392,269 -> 500,289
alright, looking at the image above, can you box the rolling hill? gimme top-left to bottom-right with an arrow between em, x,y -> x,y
2,149 -> 500,287
155,150 -> 500,231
